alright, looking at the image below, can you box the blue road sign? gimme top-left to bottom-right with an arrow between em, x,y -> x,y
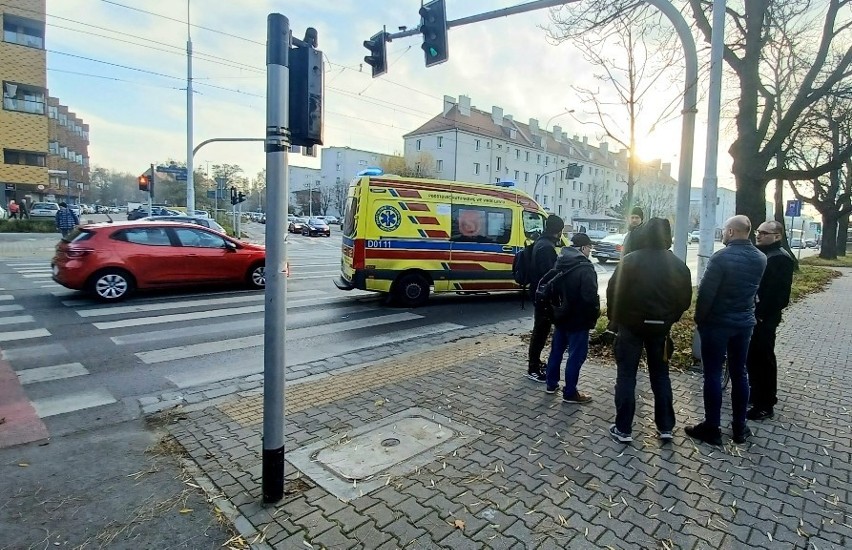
175,174 -> 188,181
156,165 -> 188,175
785,199 -> 802,218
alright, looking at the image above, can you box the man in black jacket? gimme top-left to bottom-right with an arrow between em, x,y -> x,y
606,218 -> 692,443
526,215 -> 565,382
686,215 -> 766,446
621,206 -> 645,257
543,232 -> 600,403
747,220 -> 794,421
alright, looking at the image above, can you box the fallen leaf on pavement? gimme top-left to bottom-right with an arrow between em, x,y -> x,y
453,519 -> 465,530
18,463 -> 28,467
179,508 -> 193,514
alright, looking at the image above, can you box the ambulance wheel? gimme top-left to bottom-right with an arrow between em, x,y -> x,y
394,273 -> 430,307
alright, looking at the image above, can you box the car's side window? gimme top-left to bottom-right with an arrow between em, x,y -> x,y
450,205 -> 513,244
118,228 -> 172,246
174,227 -> 227,249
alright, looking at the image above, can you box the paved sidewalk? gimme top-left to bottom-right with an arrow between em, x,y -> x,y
170,269 -> 852,549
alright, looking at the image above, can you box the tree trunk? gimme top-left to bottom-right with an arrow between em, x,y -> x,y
820,212 -> 839,259
837,213 -> 849,256
735,175 -> 768,235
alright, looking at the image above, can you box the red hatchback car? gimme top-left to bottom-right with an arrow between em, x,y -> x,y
52,221 -> 266,301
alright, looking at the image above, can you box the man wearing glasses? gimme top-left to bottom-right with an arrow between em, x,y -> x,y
747,221 -> 795,421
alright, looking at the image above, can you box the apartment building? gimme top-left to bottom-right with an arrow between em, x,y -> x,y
1,0 -> 47,204
403,94 -> 678,227
47,97 -> 90,203
319,146 -> 397,217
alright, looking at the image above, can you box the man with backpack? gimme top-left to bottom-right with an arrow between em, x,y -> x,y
525,214 -> 565,382
540,232 -> 600,403
606,218 -> 692,443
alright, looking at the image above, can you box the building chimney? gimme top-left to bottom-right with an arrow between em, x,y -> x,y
443,95 -> 456,116
553,125 -> 562,142
529,118 -> 539,134
492,105 -> 503,126
573,134 -> 580,141
562,132 -> 569,142
582,135 -> 588,145
504,114 -> 513,124
459,94 -> 471,116
600,142 -> 608,154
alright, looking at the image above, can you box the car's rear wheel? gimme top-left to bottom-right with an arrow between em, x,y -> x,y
247,263 -> 266,289
393,273 -> 430,308
90,268 -> 134,301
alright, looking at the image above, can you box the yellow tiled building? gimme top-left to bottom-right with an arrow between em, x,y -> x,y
2,0 -> 90,206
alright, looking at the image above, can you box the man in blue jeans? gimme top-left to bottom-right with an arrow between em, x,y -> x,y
686,215 -> 766,445
543,233 -> 599,404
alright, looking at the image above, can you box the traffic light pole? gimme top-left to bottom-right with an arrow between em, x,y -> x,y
148,163 -> 155,215
262,12 -> 290,504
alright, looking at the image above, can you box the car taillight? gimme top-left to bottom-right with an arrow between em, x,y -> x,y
66,248 -> 92,258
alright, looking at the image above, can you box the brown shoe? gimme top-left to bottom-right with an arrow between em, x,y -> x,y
563,391 -> 592,404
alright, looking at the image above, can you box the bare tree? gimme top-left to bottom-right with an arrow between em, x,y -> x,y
388,151 -> 436,178
585,180 -> 611,214
636,179 -> 677,220
332,179 -> 347,216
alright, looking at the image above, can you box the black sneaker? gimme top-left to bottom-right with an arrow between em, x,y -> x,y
526,370 -> 547,383
732,425 -> 752,444
746,407 -> 773,421
609,424 -> 632,443
684,422 -> 722,446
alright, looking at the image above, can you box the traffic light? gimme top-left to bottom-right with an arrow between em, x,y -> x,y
363,31 -> 388,78
290,29 -> 324,147
230,187 -> 238,205
138,174 -> 150,193
237,192 -> 246,204
419,0 -> 448,67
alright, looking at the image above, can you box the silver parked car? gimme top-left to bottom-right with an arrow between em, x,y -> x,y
29,202 -> 60,219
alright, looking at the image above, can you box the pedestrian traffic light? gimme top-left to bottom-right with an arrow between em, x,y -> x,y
237,192 -> 246,204
363,30 -> 388,78
230,187 -> 238,205
419,0 -> 448,67
138,174 -> 150,192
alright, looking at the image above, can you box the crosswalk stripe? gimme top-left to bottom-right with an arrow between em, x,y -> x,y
0,342 -> 68,361
15,269 -> 52,273
0,304 -> 24,313
0,328 -> 50,343
17,362 -> 89,385
21,274 -> 53,279
72,289 -> 323,317
31,388 -> 116,418
0,315 -> 35,327
7,262 -> 48,267
0,295 -> 14,301
110,303 -> 381,346
136,312 -> 423,364
164,322 -> 463,388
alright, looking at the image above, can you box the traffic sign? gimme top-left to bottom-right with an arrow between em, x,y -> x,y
785,199 -> 802,218
176,173 -> 188,181
156,164 -> 187,175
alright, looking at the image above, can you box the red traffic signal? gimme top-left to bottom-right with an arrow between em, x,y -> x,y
138,175 -> 150,192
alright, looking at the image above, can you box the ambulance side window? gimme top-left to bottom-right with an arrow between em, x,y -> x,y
450,205 -> 512,244
522,211 -> 545,239
342,196 -> 358,237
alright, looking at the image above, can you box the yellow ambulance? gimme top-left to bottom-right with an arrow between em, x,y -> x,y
334,170 -> 552,306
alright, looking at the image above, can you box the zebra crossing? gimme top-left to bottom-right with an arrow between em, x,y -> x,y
0,260 -> 467,429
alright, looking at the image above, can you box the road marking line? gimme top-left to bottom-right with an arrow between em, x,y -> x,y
0,305 -> 24,313
31,388 -> 116,418
6,262 -> 48,267
164,322 -> 463,388
0,328 -> 50,343
0,295 -> 14,301
71,289 -> 325,317
21,273 -> 53,279
137,312 -> 423,364
17,362 -> 89,385
0,315 -> 35,327
15,269 -> 52,273
0,343 -> 67,361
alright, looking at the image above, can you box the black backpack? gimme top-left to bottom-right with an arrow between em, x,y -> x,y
535,268 -> 574,321
512,240 -> 536,286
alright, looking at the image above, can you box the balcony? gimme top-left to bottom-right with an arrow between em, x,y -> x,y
3,97 -> 45,115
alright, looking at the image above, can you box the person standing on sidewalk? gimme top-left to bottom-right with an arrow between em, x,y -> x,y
543,232 -> 599,403
621,206 -> 645,257
686,215 -> 766,446
747,220 -> 794,421
8,199 -> 19,220
19,197 -> 30,219
526,214 -> 565,382
606,218 -> 692,443
55,202 -> 79,237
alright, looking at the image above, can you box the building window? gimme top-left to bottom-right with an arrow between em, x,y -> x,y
58,113 -> 67,126
475,139 -> 480,151
496,157 -> 502,171
48,141 -> 59,154
558,205 -> 563,215
515,149 -> 520,159
3,82 -> 45,115
537,154 -> 541,164
525,151 -> 530,162
545,157 -> 549,166
579,182 -> 584,191
4,149 -> 46,167
544,175 -> 549,185
48,105 -> 57,119
474,162 -> 480,175
571,199 -> 576,207
559,187 -> 564,199
336,163 -> 341,172
3,16 -> 44,49
416,139 -> 421,151
524,172 -> 529,182
578,200 -> 583,208
572,181 -> 577,191
497,144 -> 502,150
543,195 -> 548,205
514,170 -> 519,180
486,141 -> 491,149
437,136 -> 443,148
436,159 -> 443,172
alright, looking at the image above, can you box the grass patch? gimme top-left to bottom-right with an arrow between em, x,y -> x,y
588,265 -> 841,371
800,254 -> 852,268
0,219 -> 57,233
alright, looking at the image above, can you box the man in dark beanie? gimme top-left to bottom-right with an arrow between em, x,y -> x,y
621,206 -> 645,256
606,218 -> 692,442
526,214 -> 565,382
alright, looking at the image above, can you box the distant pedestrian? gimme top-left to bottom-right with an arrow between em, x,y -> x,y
55,202 -> 79,237
526,214 -> 565,382
747,220 -> 794,421
621,206 -> 645,256
8,199 -> 19,220
19,197 -> 29,219
542,232 -> 600,403
606,218 -> 692,443
686,215 -> 766,446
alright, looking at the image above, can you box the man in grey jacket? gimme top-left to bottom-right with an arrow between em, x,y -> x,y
686,215 -> 766,446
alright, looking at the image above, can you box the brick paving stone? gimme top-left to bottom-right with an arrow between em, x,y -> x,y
383,517 -> 428,547
349,519 -> 392,548
394,496 -> 432,523
327,504 -> 371,533
312,525 -> 358,550
413,511 -> 455,543
292,509 -> 336,538
437,529 -> 482,550
362,502 -> 399,529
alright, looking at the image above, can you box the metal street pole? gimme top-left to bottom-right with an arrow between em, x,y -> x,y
185,0 -> 195,214
148,163 -> 154,214
263,12 -> 290,503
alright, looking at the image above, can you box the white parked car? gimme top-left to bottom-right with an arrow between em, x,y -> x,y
29,202 -> 60,219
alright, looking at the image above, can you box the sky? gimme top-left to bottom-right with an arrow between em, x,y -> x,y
42,0 -> 739,191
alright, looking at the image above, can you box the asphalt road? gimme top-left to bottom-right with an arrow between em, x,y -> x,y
0,222 -> 818,444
